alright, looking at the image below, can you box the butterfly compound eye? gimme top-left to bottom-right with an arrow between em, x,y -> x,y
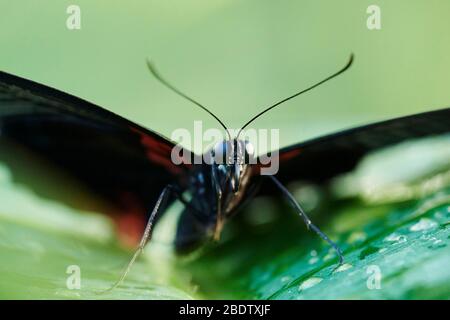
212,141 -> 230,165
239,140 -> 255,164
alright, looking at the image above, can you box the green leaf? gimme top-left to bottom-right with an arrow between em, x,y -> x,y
0,136 -> 449,299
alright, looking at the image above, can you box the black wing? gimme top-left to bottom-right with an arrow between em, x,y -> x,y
257,108 -> 450,185
0,70 -> 191,240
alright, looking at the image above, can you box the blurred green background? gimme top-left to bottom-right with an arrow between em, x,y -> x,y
0,1 -> 449,300
1,0 -> 450,148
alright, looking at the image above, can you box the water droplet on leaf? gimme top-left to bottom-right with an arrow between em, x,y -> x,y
298,277 -> 323,291
410,218 -> 438,232
333,263 -> 353,273
384,233 -> 407,243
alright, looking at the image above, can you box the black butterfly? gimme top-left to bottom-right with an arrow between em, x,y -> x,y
0,55 -> 449,289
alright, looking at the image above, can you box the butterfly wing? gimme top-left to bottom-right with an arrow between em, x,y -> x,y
0,71 -> 190,244
257,108 -> 450,186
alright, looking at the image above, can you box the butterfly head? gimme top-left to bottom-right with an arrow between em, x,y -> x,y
210,139 -> 254,194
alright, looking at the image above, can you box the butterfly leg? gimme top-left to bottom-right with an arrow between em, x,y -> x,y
103,184 -> 175,292
268,175 -> 344,264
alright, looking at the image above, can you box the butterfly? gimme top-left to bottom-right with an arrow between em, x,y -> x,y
0,54 -> 449,289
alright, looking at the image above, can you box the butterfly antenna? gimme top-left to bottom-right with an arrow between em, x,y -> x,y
237,54 -> 354,138
147,59 -> 231,140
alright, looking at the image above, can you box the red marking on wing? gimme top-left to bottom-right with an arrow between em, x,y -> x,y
111,192 -> 147,248
114,211 -> 146,248
278,148 -> 302,162
130,127 -> 190,175
252,148 -> 302,174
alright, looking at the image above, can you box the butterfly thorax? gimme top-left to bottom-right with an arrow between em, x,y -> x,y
187,139 -> 255,239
